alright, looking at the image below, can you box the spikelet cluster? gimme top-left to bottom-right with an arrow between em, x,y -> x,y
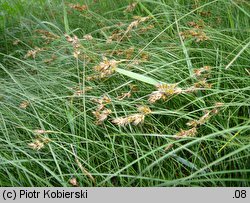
180,20 -> 209,42
174,127 -> 197,140
138,25 -> 155,33
92,95 -> 112,125
19,100 -> 29,109
193,66 -> 212,89
68,3 -> 88,12
107,16 -> 150,43
116,84 -> 138,100
83,34 -> 93,41
180,30 -> 209,42
117,91 -> 131,100
72,86 -> 93,97
194,66 -> 211,77
35,29 -> 59,43
65,34 -> 81,58
186,102 -> 224,128
181,66 -> 212,93
174,102 -> 224,139
148,83 -> 182,103
69,177 -> 79,187
125,16 -> 150,35
24,47 -> 43,59
112,106 -> 151,127
28,136 -> 51,150
87,57 -> 121,80
43,54 -> 57,64
123,2 -> 137,13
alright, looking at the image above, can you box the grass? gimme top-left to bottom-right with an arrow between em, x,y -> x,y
0,0 -> 250,186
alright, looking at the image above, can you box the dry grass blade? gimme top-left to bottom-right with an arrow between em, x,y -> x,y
71,145 -> 95,184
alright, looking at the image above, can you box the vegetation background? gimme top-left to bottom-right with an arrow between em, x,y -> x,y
0,0 -> 249,186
